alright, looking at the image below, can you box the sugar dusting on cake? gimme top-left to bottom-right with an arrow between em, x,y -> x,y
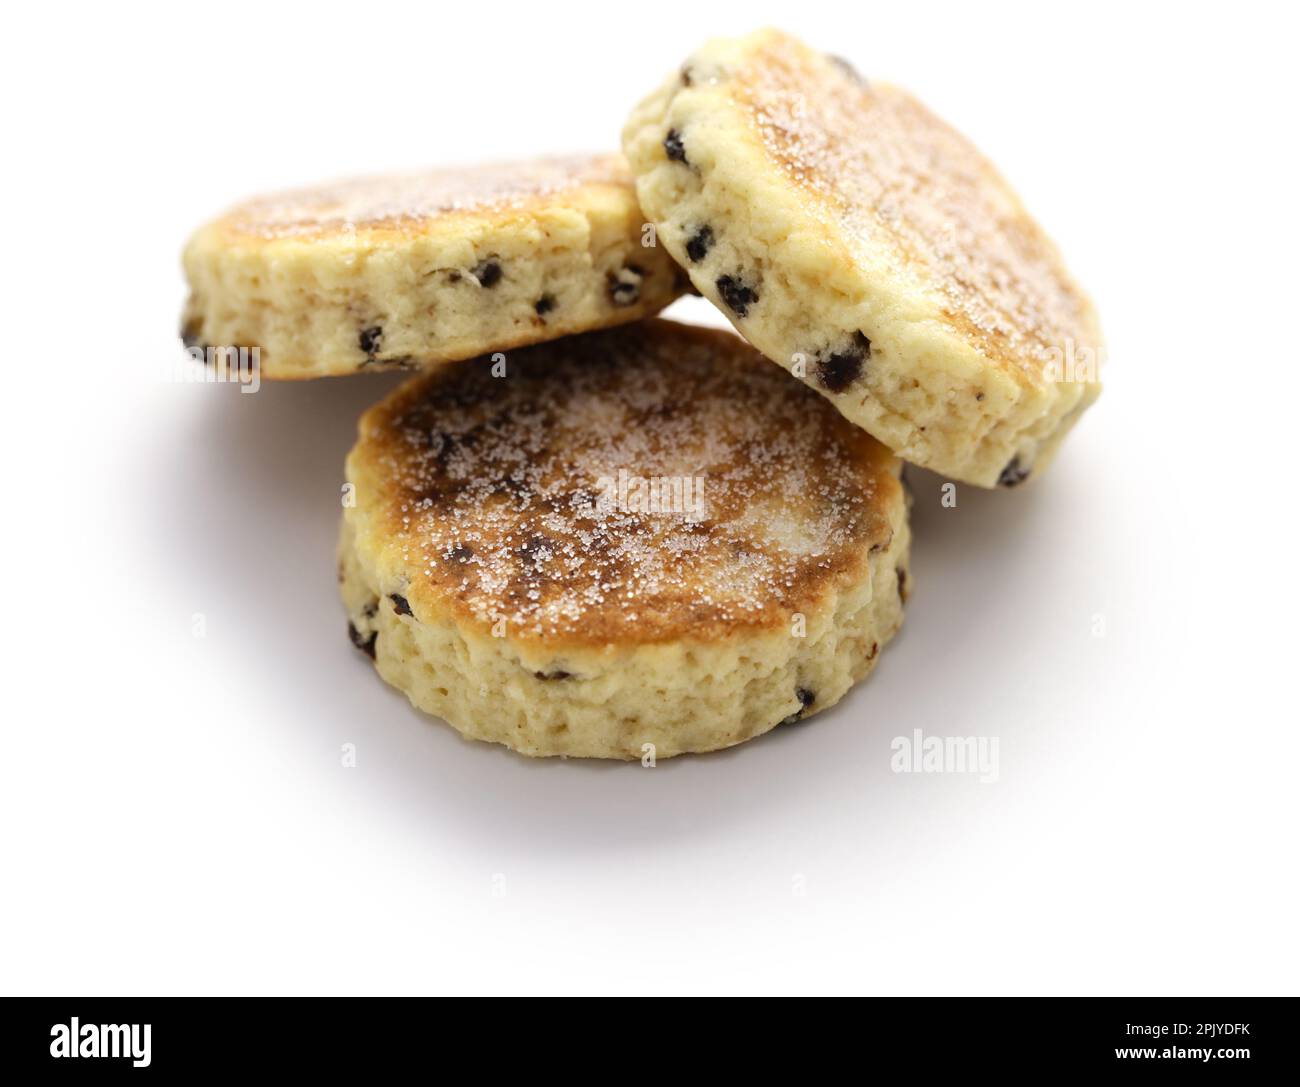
358,322 -> 897,643
223,153 -> 630,240
729,30 -> 1098,380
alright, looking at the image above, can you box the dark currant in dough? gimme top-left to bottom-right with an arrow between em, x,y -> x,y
685,225 -> 714,263
716,275 -> 758,316
664,128 -> 688,164
608,266 -> 645,306
998,457 -> 1031,487
518,535 -> 554,565
473,260 -> 502,288
359,326 -> 383,357
781,687 -> 817,726
534,294 -> 556,315
815,332 -> 871,393
390,593 -> 412,616
348,622 -> 377,659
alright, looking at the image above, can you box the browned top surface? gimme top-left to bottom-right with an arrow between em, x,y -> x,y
213,153 -> 634,241
721,29 -> 1099,378
350,320 -> 901,645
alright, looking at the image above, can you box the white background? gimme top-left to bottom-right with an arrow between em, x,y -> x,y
2,1 -> 1297,995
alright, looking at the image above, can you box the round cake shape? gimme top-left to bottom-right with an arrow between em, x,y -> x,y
340,319 -> 910,758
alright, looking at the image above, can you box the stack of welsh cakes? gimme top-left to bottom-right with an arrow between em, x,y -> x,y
181,29 -> 1102,760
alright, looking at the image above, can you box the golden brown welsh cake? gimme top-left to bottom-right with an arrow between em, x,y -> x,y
339,320 -> 911,758
182,154 -> 683,379
623,29 -> 1103,487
